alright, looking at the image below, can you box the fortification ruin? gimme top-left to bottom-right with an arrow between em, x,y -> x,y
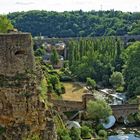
0,33 -> 56,140
0,33 -> 35,76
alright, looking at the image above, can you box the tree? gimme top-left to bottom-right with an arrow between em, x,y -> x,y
50,48 -> 59,65
110,71 -> 124,91
0,15 -> 13,33
86,77 -> 96,92
87,100 -> 112,122
123,42 -> 140,97
7,10 -> 140,37
67,37 -> 123,85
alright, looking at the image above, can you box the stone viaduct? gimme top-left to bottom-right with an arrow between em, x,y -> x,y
49,94 -> 139,120
121,35 -> 140,44
35,35 -> 140,59
41,35 -> 140,44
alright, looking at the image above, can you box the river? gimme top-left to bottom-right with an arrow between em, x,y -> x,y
108,134 -> 140,140
99,89 -> 140,139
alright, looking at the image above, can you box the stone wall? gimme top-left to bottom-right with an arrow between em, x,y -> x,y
0,33 -> 35,77
51,99 -> 84,112
50,93 -> 95,112
0,33 -> 57,140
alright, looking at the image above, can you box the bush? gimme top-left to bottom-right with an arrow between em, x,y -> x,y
81,125 -> 92,139
24,134 -> 40,140
86,77 -> 96,91
57,128 -> 71,140
60,75 -> 72,82
96,124 -> 104,132
98,129 -> 107,138
110,71 -> 124,90
47,83 -> 53,93
61,83 -> 66,94
63,61 -> 69,68
59,70 -> 72,82
55,84 -> 62,95
70,127 -> 81,140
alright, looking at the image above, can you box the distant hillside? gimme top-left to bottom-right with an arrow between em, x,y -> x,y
8,10 -> 140,37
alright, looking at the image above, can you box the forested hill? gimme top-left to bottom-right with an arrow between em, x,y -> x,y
8,10 -> 140,37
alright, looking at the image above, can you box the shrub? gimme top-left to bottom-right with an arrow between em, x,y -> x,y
24,134 -> 40,140
70,127 -> 81,140
47,83 -> 53,93
96,124 -> 104,132
60,83 -> 65,94
81,125 -> 92,139
86,77 -> 96,92
57,128 -> 71,140
55,84 -> 62,95
60,75 -> 72,82
98,129 -> 107,138
110,71 -> 124,90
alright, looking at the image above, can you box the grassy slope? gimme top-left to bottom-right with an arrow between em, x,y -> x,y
62,82 -> 88,101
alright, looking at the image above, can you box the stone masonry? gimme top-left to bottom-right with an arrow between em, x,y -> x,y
0,33 -> 35,76
0,33 -> 57,140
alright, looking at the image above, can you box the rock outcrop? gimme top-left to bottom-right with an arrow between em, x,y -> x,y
0,33 -> 57,140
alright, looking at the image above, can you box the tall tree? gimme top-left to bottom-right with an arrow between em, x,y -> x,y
50,48 -> 59,65
123,42 -> 140,97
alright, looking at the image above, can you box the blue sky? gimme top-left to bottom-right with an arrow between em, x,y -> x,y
0,0 -> 140,14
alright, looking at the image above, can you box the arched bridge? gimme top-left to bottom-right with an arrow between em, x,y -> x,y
111,104 -> 139,120
49,94 -> 139,121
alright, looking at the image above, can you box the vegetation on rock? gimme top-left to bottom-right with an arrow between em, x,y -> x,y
0,15 -> 13,33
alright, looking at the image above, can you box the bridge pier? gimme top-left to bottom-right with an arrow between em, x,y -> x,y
82,93 -> 96,110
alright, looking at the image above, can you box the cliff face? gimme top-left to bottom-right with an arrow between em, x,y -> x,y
0,33 -> 57,140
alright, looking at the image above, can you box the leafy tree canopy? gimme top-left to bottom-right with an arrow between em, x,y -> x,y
123,42 -> 140,97
87,100 -> 112,122
110,71 -> 124,90
7,10 -> 140,37
86,77 -> 96,92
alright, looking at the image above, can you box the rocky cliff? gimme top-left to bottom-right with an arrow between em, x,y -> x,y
0,33 -> 57,140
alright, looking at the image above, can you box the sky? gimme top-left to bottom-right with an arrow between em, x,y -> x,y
0,0 -> 140,14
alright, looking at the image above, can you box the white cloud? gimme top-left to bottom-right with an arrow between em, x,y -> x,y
15,2 -> 34,5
